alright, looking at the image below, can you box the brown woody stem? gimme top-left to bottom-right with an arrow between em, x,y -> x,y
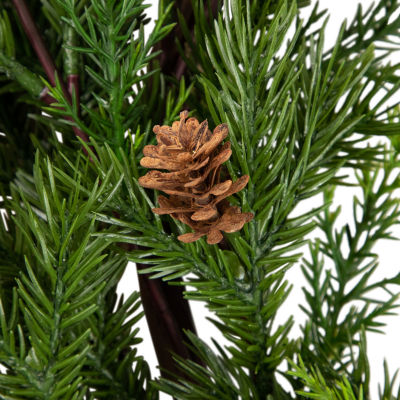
136,261 -> 202,379
13,0 -> 89,144
12,0 -> 63,89
156,0 -> 219,79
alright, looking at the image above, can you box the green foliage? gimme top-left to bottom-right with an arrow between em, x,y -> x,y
1,0 -> 400,398
47,0 -> 176,150
83,290 -> 155,399
154,331 -> 259,400
288,356 -> 363,400
299,151 -> 400,395
379,361 -> 400,400
0,152 -> 151,398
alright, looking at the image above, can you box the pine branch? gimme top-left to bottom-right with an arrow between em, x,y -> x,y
0,152 -> 153,397
83,289 -> 155,399
119,0 -> 400,397
142,0 -> 219,125
7,0 -> 200,380
154,331 -> 259,400
39,0 -> 204,381
2,0 -> 400,398
2,12 -> 190,384
54,0 -> 175,149
326,0 -> 400,63
379,361 -> 400,399
288,357 -> 363,400
0,53 -> 43,97
299,151 -> 400,395
297,0 -> 400,139
45,138 -> 204,384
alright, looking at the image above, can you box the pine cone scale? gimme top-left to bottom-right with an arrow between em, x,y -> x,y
212,175 -> 250,206
191,207 -> 218,221
193,124 -> 228,160
183,147 -> 231,189
209,180 -> 232,195
191,120 -> 209,152
140,157 -> 182,171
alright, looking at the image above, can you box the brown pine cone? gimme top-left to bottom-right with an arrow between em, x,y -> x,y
138,111 -> 253,244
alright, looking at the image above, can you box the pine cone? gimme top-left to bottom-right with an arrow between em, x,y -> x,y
139,111 -> 253,244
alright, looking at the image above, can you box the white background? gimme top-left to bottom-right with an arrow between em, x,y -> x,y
117,1 -> 400,398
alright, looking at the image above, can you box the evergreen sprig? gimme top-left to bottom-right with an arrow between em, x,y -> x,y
0,153 -> 151,398
154,331 -> 259,400
50,0 -> 176,150
379,361 -> 400,399
299,150 -> 400,395
288,356 -> 363,400
83,290 -> 154,399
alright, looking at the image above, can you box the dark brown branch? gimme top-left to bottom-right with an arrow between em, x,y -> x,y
13,0 -> 89,144
136,261 -> 202,379
156,0 -> 219,80
12,0 -> 64,90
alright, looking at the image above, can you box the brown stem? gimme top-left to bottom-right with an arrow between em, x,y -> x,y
156,0 -> 219,80
136,261 -> 202,379
12,0 -> 65,91
13,0 -> 89,144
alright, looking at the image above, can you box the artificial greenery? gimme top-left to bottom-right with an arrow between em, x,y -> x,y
1,0 -> 400,398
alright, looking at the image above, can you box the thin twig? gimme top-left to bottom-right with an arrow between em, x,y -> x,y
13,0 -> 89,143
12,0 -> 65,90
64,26 -> 81,115
156,0 -> 219,79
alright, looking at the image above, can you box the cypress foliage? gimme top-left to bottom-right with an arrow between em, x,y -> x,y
1,0 -> 400,398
